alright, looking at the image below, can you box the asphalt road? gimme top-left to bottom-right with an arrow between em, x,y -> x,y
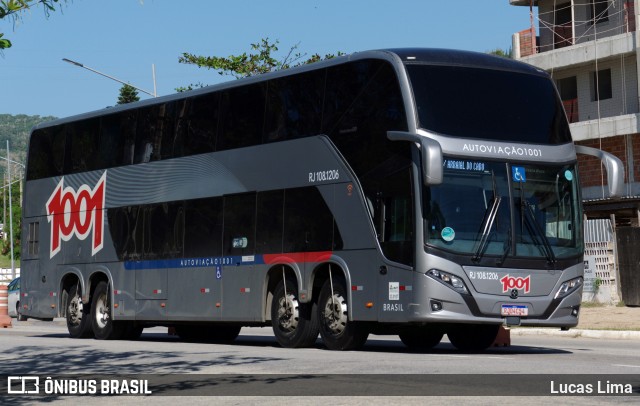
1,320 -> 639,404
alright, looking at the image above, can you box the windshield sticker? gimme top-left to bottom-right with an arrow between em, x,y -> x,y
441,227 -> 455,242
512,166 -> 526,183
444,159 -> 486,172
564,170 -> 574,181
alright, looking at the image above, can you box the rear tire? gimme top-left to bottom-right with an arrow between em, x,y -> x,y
271,279 -> 319,348
66,284 -> 93,338
399,327 -> 443,349
16,302 -> 28,321
317,277 -> 368,351
447,324 -> 500,352
91,281 -> 125,340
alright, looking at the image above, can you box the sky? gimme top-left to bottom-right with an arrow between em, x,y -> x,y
1,0 -> 532,119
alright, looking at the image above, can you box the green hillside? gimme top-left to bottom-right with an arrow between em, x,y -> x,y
0,114 -> 57,166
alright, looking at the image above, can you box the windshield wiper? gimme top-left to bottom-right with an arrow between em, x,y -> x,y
521,200 -> 556,265
496,227 -> 512,266
472,196 -> 501,262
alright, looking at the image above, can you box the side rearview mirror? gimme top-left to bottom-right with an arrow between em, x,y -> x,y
575,145 -> 624,197
387,131 -> 443,185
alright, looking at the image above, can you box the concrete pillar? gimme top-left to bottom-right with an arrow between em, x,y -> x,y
513,32 -> 521,59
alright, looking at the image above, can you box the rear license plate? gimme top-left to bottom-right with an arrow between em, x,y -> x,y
501,304 -> 528,316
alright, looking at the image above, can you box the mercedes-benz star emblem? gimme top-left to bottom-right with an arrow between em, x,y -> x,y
510,289 -> 519,299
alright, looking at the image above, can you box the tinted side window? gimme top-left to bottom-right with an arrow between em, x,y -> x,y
184,197 -> 223,258
154,102 -> 178,160
147,202 -> 183,259
264,70 -> 325,142
324,60 -> 408,181
99,114 -> 127,169
119,110 -> 137,166
108,207 -> 133,260
106,198 -> 228,260
27,126 -> 66,180
256,190 -> 284,253
68,118 -> 99,173
223,193 -> 256,255
219,84 -> 266,150
107,206 -> 144,260
187,94 -> 219,155
135,105 -> 169,164
283,187 -> 340,252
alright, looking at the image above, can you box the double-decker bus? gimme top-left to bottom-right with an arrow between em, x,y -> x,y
21,48 -> 623,351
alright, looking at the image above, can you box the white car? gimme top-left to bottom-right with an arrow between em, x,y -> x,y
7,277 -> 26,321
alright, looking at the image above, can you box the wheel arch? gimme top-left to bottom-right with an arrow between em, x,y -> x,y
86,266 -> 113,312
59,267 -> 84,318
309,257 -> 352,318
263,262 -> 302,322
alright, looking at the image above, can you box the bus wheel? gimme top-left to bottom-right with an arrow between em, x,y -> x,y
399,328 -> 444,349
271,279 -> 319,348
317,277 -> 368,351
447,324 -> 500,352
91,281 -> 124,340
66,284 -> 93,338
16,302 -> 28,321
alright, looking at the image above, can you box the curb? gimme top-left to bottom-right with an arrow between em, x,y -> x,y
511,327 -> 640,340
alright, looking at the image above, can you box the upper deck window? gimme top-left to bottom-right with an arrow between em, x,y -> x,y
406,64 -> 572,145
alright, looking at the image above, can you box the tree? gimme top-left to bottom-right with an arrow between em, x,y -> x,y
117,84 -> 140,104
0,0 -> 66,49
177,38 -> 343,90
488,48 -> 512,58
1,180 -> 21,261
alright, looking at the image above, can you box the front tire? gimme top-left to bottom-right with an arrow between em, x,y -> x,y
447,324 -> 500,352
399,327 -> 443,349
317,277 -> 368,351
271,278 -> 319,348
91,281 -> 124,340
66,284 -> 93,338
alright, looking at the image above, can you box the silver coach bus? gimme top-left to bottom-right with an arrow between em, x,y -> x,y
21,49 -> 622,351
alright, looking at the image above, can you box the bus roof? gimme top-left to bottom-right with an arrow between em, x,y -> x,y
387,48 -> 545,75
33,48 -> 545,130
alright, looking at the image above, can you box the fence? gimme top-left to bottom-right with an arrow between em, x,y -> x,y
583,219 -> 619,303
0,268 -> 19,285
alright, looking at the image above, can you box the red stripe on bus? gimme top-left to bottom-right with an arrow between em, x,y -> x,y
263,251 -> 332,265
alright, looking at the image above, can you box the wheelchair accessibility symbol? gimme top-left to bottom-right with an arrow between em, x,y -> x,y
512,166 -> 526,183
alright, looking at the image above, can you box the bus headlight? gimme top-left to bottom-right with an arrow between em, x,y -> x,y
554,277 -> 583,299
426,269 -> 468,294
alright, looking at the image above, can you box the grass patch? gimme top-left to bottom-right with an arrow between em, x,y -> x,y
0,255 -> 20,270
580,301 -> 607,308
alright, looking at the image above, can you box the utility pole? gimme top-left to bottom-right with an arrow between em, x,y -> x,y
6,141 -> 14,279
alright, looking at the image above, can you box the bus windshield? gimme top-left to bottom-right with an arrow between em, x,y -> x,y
406,64 -> 572,144
424,160 -> 583,261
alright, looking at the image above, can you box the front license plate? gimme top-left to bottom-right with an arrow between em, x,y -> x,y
501,304 -> 528,316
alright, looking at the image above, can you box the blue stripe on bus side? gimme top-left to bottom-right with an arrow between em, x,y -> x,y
124,255 -> 266,270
